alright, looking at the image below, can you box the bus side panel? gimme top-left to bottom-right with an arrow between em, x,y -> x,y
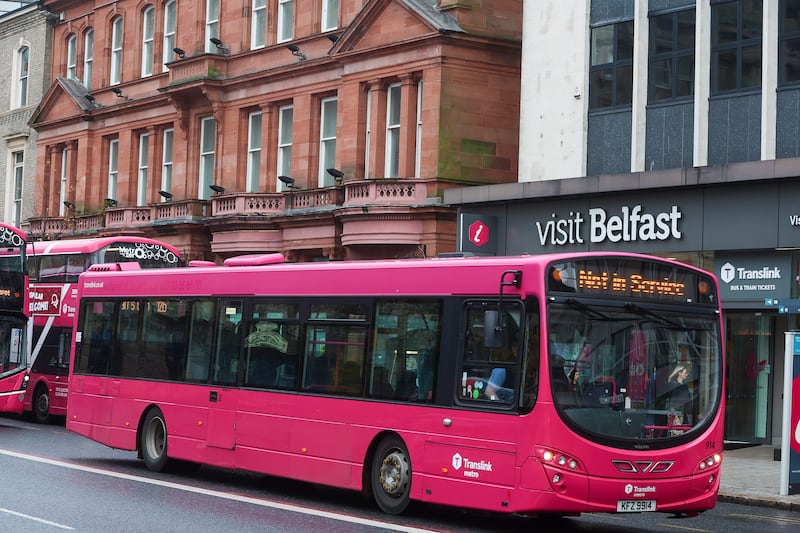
68,391 -> 121,448
0,376 -> 25,414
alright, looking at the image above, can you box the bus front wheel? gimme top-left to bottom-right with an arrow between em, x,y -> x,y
140,408 -> 169,472
33,385 -> 50,424
371,435 -> 412,515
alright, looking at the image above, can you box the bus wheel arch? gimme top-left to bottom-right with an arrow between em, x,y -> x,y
138,406 -> 169,472
365,432 -> 412,515
32,383 -> 51,424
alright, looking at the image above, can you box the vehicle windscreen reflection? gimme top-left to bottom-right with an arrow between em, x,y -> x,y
547,300 -> 721,442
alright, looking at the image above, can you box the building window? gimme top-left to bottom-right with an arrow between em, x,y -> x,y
59,148 -> 69,216
278,0 -> 294,42
84,29 -> 94,89
205,0 -> 220,53
110,17 -> 123,85
137,133 -> 149,206
10,151 -> 24,227
142,6 -> 155,77
385,83 -> 401,178
322,0 -> 339,32
649,8 -> 695,102
277,105 -> 293,191
161,128 -> 174,199
319,97 -> 337,187
67,35 -> 77,79
246,111 -> 262,192
15,46 -> 29,108
589,20 -> 634,109
252,0 -> 266,49
163,1 -> 176,72
364,90 -> 371,179
415,80 -> 422,178
711,0 -> 762,95
199,117 -> 216,200
107,139 -> 119,200
780,0 -> 800,84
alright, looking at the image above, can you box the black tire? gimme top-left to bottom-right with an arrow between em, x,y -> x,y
370,435 -> 412,515
33,385 -> 50,424
140,408 -> 169,472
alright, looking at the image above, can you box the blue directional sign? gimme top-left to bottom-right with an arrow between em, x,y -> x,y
777,299 -> 800,314
766,298 -> 779,306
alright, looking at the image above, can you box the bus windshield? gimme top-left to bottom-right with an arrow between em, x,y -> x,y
547,300 -> 721,444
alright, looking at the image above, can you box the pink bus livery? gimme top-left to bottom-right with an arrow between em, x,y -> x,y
24,237 -> 181,422
0,223 -> 29,414
67,252 -> 724,517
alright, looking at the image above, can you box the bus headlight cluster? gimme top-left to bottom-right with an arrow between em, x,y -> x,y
698,453 -> 722,471
541,449 -> 582,472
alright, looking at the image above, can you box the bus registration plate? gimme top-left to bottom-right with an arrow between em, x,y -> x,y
617,500 -> 656,512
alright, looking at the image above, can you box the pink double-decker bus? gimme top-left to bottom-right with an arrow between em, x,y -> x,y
67,252 -> 724,517
0,223 -> 29,415
24,237 -> 182,422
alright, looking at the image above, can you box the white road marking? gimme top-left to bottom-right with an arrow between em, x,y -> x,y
0,506 -> 74,530
0,448 -> 438,532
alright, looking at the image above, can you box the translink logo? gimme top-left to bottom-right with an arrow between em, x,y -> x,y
720,263 -> 735,284
451,452 -> 493,472
452,453 -> 463,470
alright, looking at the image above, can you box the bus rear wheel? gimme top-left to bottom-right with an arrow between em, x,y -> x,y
33,385 -> 50,424
140,408 -> 169,472
371,435 -> 411,515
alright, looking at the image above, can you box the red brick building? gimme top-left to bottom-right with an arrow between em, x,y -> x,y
29,0 -> 521,261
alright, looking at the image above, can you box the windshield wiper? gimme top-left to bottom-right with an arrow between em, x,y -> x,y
565,298 -> 612,320
623,302 -> 685,329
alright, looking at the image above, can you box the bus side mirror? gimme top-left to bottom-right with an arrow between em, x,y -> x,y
484,310 -> 502,348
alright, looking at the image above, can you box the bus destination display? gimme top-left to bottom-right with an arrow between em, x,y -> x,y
548,258 -> 716,304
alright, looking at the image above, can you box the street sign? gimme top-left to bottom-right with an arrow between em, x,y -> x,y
459,214 -> 497,255
767,299 -> 800,313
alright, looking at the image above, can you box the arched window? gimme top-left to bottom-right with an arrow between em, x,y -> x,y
84,29 -> 94,89
162,1 -> 177,72
110,16 -> 123,85
66,35 -> 77,79
141,6 -> 155,77
15,46 -> 29,108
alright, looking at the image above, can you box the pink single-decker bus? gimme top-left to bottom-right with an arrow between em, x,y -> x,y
67,252 -> 724,517
25,237 -> 181,422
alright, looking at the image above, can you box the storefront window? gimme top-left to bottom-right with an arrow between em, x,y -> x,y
725,312 -> 772,442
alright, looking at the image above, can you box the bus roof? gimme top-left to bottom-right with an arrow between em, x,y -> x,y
78,252 -> 712,299
27,236 -> 182,256
0,222 -> 28,247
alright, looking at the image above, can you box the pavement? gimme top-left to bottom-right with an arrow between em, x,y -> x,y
718,443 -> 800,511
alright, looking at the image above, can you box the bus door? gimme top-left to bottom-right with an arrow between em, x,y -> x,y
424,300 -> 524,501
204,300 -> 242,453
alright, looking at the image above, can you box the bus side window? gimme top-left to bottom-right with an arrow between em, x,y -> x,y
369,301 -> 441,403
214,302 -> 242,386
460,303 -> 520,406
76,301 -> 115,375
186,301 -> 214,381
303,325 -> 366,395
